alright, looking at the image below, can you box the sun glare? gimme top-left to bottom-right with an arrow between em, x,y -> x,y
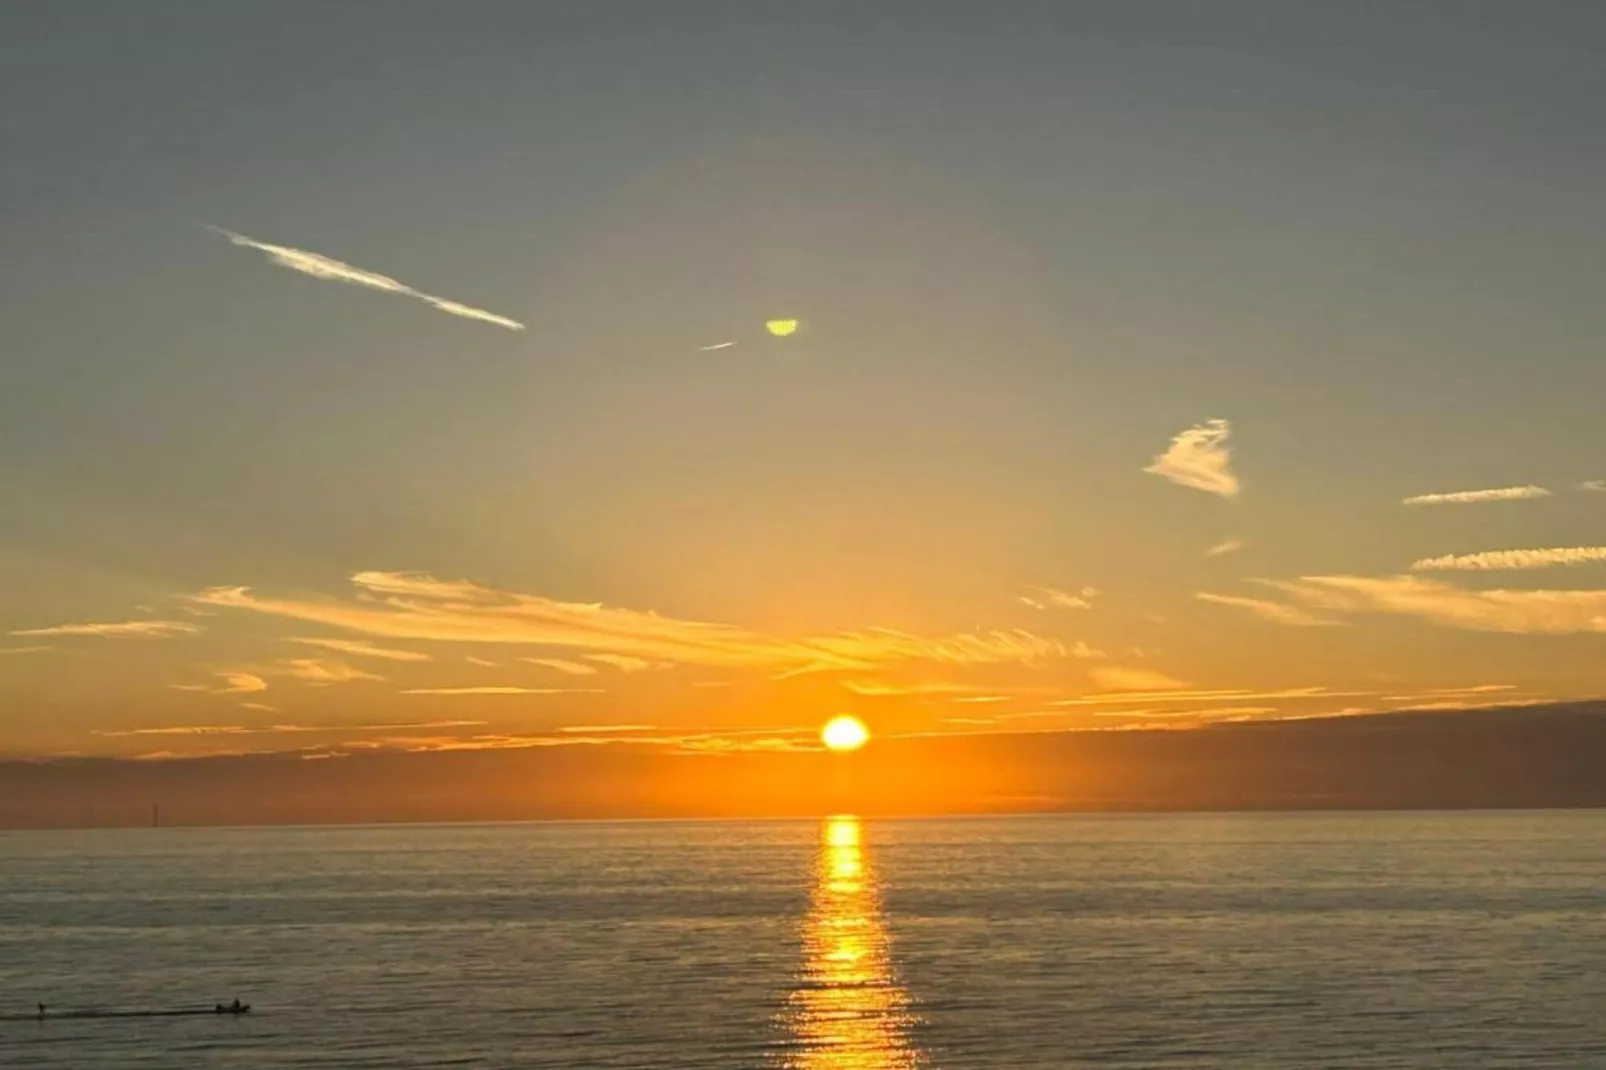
821,715 -> 870,753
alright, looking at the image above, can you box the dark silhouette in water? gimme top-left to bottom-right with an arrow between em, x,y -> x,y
36,1002 -> 44,1020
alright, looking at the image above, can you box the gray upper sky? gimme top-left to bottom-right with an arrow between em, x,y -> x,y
2,2 -> 1603,755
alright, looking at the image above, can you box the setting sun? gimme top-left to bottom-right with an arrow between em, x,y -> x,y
821,715 -> 870,753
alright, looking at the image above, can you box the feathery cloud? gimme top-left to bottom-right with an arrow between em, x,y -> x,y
1401,485 -> 1550,506
169,671 -> 266,695
1581,480 -> 1606,493
1195,591 -> 1338,627
209,227 -> 524,330
557,724 -> 656,733
1018,586 -> 1098,611
192,572 -> 1067,674
1205,538 -> 1246,557
99,719 -> 486,737
524,657 -> 600,675
1087,665 -> 1188,692
1411,547 -> 1606,572
587,653 -> 657,673
287,637 -> 432,662
10,620 -> 200,639
1143,419 -> 1240,499
281,658 -> 385,684
1263,574 -> 1606,634
401,686 -> 602,696
0,645 -> 49,656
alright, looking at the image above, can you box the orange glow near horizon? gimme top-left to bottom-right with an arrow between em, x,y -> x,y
822,715 -> 870,753
780,815 -> 922,1068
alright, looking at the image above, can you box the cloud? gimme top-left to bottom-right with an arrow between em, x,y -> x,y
1402,485 -> 1550,506
401,686 -> 603,696
841,680 -> 981,697
238,702 -> 277,713
281,658 -> 385,684
465,656 -> 499,667
1581,480 -> 1606,493
0,645 -> 49,656
1143,419 -> 1240,499
99,719 -> 487,737
1205,538 -> 1246,557
170,671 -> 267,695
1091,705 -> 1277,720
697,341 -> 736,351
587,653 -> 657,673
10,620 -> 200,639
1087,666 -> 1188,692
1049,686 -> 1373,708
287,637 -> 432,662
1194,591 -> 1338,627
1069,640 -> 1107,659
1018,586 -> 1099,611
1263,574 -> 1606,634
557,724 -> 656,733
208,227 -> 524,330
525,657 -> 600,675
1410,547 -> 1606,572
192,571 -> 1067,674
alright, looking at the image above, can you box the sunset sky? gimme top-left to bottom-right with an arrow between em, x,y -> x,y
3,3 -> 1604,768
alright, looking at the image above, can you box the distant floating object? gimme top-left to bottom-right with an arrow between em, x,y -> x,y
697,341 -> 737,351
765,319 -> 799,338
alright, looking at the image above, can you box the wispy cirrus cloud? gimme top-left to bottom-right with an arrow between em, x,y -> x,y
401,686 -> 603,696
1195,591 -> 1338,627
1262,574 -> 1606,634
524,657 -> 600,675
1049,686 -> 1374,708
1205,538 -> 1246,557
557,724 -> 656,733
1411,547 -> 1606,572
171,671 -> 268,695
587,653 -> 658,673
98,719 -> 486,738
287,637 -> 432,662
1018,586 -> 1098,610
10,620 -> 200,639
1143,419 -> 1240,500
281,658 -> 384,684
1581,480 -> 1606,493
1087,665 -> 1188,692
1402,485 -> 1550,506
0,645 -> 49,656
208,227 -> 524,330
192,572 -> 1067,675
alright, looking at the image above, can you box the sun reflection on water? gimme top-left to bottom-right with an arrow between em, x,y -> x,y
780,815 -> 924,1069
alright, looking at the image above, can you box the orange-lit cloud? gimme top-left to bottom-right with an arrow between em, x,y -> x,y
400,686 -> 603,696
1195,591 -> 1338,627
1402,485 -> 1550,506
209,227 -> 525,330
287,637 -> 432,661
1087,665 -> 1188,691
1410,547 -> 1606,572
192,572 -> 1067,674
281,658 -> 385,684
171,671 -> 268,695
1143,418 -> 1240,499
97,719 -> 487,737
1205,538 -> 1246,557
1264,574 -> 1606,634
1017,586 -> 1098,610
10,620 -> 200,639
524,657 -> 600,675
587,653 -> 657,672
1049,686 -> 1374,708
0,645 -> 49,656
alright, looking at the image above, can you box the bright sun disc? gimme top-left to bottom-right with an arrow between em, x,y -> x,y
821,715 -> 869,752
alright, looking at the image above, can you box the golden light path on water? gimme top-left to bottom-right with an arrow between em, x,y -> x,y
780,815 -> 924,1069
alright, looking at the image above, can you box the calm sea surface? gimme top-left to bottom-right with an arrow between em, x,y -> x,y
1,812 -> 1603,1068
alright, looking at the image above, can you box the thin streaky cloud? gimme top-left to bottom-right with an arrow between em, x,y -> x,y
524,657 -> 600,675
1088,665 -> 1188,692
287,637 -> 432,662
10,620 -> 200,639
1049,686 -> 1374,708
587,653 -> 657,673
0,645 -> 49,656
1581,480 -> 1606,493
1143,419 -> 1240,500
1205,538 -> 1246,557
1263,574 -> 1606,634
1018,586 -> 1098,611
1402,485 -> 1550,506
98,719 -> 487,737
1411,547 -> 1606,572
172,671 -> 264,694
402,686 -> 604,696
697,341 -> 737,351
556,724 -> 656,733
207,227 -> 524,331
1195,591 -> 1338,627
192,571 -> 1067,674
281,658 -> 384,684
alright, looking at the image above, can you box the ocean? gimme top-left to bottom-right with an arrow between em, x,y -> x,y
1,812 -> 1602,1068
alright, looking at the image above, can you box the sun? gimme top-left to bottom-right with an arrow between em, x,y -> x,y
821,715 -> 870,753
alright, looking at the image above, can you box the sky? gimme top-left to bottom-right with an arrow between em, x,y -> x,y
2,3 -> 1604,774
